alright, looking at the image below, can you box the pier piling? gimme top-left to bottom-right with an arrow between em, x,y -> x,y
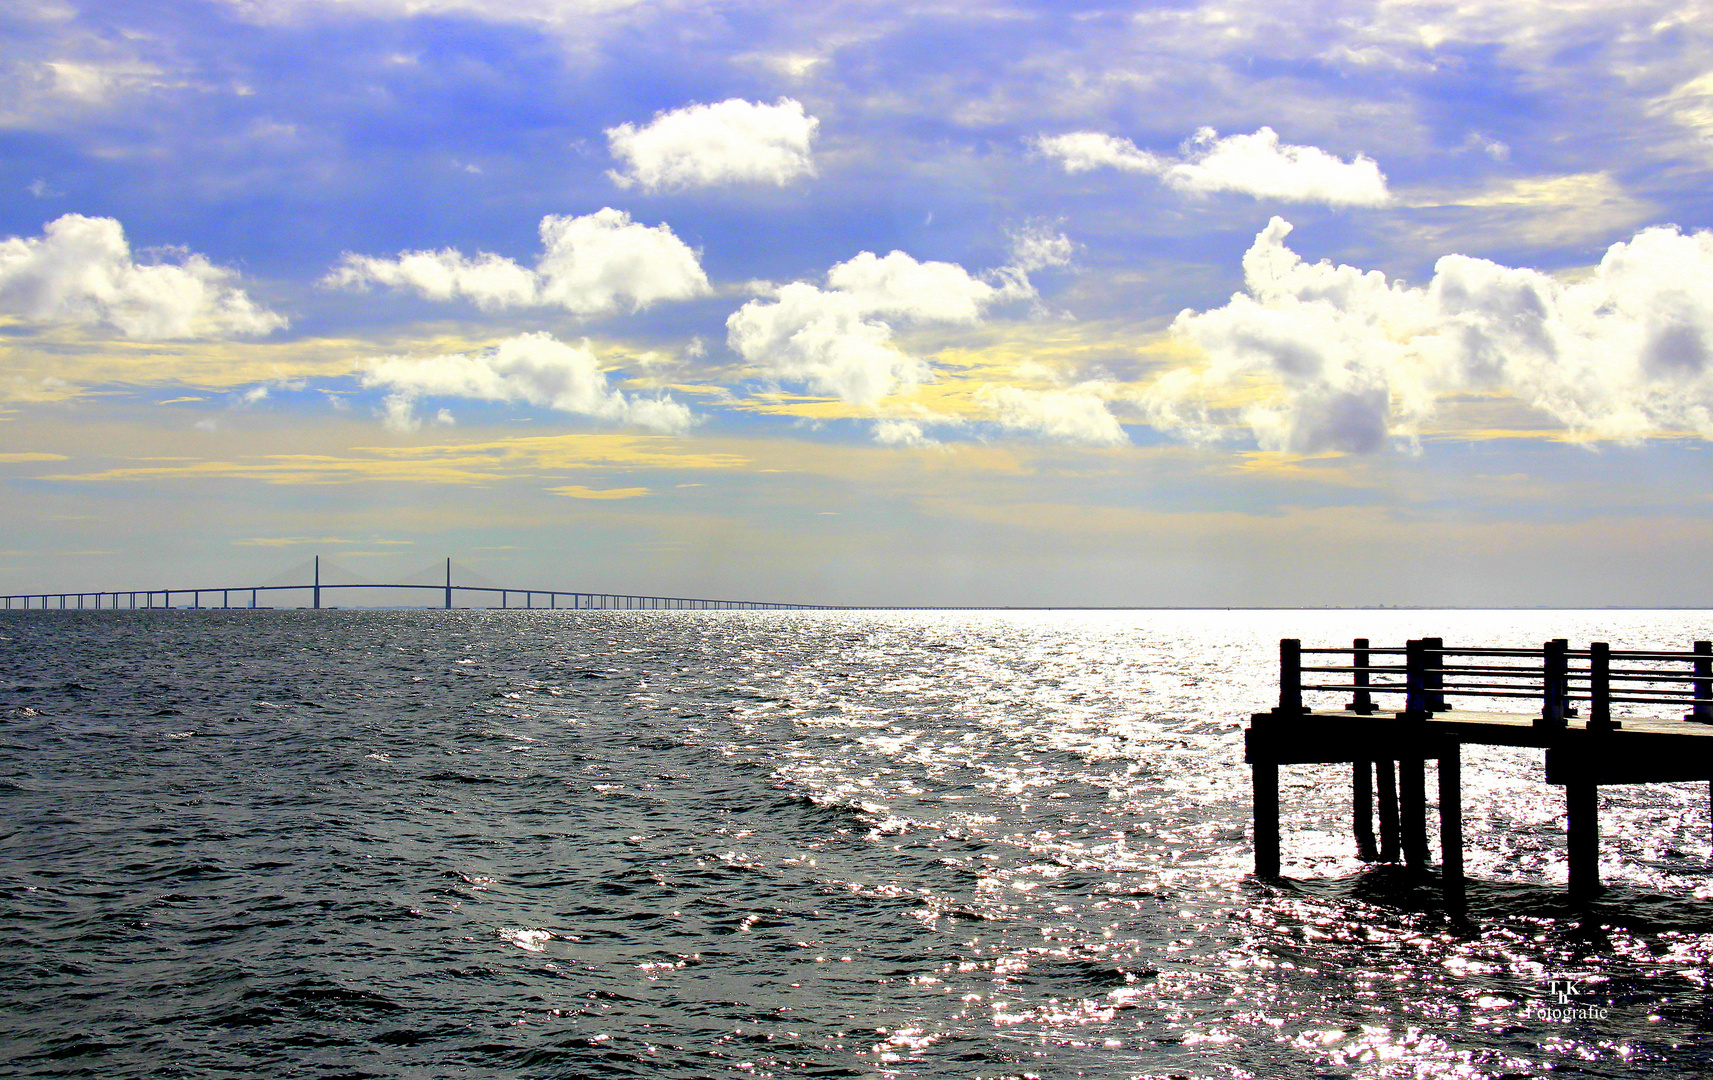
1567,778 -> 1600,899
1253,761 -> 1280,878
1400,757 -> 1430,869
1353,760 -> 1378,861
1377,760 -> 1400,862
1438,747 -> 1464,908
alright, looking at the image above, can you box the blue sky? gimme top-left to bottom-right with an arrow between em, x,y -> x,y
4,0 -> 1713,605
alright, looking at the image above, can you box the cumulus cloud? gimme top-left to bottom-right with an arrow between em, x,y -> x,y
1036,126 -> 1390,207
726,250 -> 1034,406
359,332 -> 694,434
326,208 -> 710,315
1145,217 -> 1713,452
606,98 -> 818,192
0,214 -> 285,338
980,384 -> 1128,446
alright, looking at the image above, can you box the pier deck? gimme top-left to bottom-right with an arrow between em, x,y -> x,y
1246,636 -> 1713,905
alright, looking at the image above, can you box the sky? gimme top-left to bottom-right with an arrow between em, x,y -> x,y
4,0 -> 1713,607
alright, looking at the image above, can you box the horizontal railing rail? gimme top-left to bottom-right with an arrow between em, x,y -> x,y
1274,636 -> 1713,729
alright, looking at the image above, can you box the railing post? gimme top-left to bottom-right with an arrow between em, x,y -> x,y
1688,641 -> 1712,724
1276,638 -> 1303,714
1539,638 -> 1567,729
1423,636 -> 1446,712
1404,639 -> 1425,716
1588,641 -> 1615,732
1345,638 -> 1374,715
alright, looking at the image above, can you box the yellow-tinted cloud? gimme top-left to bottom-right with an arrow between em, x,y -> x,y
548,485 -> 651,499
0,452 -> 68,462
0,325 -> 672,402
1402,171 -> 1656,249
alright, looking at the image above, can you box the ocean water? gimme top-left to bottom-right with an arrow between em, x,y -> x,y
3,608 -> 1713,1079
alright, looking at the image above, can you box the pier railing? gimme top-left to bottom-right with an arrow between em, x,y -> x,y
1275,637 -> 1713,730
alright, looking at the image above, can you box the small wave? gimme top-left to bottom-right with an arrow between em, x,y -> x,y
421,770 -> 504,784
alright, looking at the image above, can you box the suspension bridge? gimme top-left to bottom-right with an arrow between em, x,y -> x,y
0,556 -> 842,612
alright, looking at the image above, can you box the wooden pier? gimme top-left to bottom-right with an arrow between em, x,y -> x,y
1247,637 -> 1713,904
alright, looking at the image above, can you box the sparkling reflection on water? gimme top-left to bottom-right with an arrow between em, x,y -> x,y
2,608 -> 1712,1078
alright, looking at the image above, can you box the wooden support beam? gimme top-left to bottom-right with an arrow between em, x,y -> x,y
1566,779 -> 1600,899
1439,746 -> 1464,909
1353,760 -> 1379,861
1539,638 -> 1568,729
1346,638 -> 1375,715
1423,636 -> 1445,712
1277,638 -> 1303,714
1588,642 -> 1616,733
1253,762 -> 1280,878
1377,759 -> 1400,862
1688,640 -> 1712,723
1400,757 -> 1430,869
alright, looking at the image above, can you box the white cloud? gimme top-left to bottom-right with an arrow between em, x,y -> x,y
0,214 -> 285,338
1037,127 -> 1391,207
606,98 -> 818,192
980,384 -> 1128,446
359,332 -> 694,434
726,250 -> 1033,406
1006,222 -> 1076,273
326,208 -> 710,315
1034,131 -> 1166,174
872,418 -> 934,447
1145,216 -> 1713,452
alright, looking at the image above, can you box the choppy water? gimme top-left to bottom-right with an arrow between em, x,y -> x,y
3,609 -> 1713,1079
